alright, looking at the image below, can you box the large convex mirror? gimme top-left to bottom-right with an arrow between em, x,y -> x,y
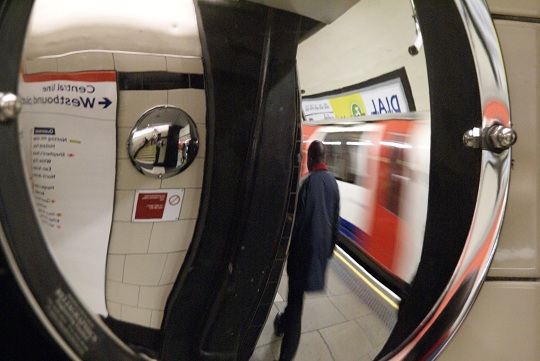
0,0 -> 514,360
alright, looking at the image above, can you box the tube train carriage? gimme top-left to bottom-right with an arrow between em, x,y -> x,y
0,0 -> 536,360
301,116 -> 430,296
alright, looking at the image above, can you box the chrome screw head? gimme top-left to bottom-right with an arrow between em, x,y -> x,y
494,126 -> 517,149
0,93 -> 22,123
463,127 -> 482,148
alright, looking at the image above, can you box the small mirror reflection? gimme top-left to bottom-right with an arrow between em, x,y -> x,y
128,106 -> 199,178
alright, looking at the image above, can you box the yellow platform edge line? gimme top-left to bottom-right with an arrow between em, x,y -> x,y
333,250 -> 399,310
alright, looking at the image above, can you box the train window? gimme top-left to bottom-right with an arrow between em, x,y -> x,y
323,131 -> 369,186
379,132 -> 409,215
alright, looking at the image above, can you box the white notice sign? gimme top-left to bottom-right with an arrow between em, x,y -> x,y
18,71 -> 117,316
361,78 -> 410,116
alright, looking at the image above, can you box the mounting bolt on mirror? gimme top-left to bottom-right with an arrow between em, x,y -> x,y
0,93 -> 22,123
463,123 -> 517,153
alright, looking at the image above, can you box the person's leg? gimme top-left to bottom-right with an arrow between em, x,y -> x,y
278,279 -> 304,361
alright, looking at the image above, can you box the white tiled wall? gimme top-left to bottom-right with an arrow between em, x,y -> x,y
108,86 -> 205,328
23,52 -> 204,74
24,52 -> 206,329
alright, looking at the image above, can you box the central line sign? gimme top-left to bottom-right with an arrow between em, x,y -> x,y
18,71 -> 117,316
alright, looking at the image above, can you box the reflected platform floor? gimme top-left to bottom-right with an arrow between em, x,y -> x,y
250,253 -> 398,361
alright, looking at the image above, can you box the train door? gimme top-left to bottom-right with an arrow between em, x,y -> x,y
368,120 -> 413,281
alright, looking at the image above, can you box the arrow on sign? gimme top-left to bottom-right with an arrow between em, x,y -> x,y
98,97 -> 112,109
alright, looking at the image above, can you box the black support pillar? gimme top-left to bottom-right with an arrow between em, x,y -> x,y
160,3 -> 317,360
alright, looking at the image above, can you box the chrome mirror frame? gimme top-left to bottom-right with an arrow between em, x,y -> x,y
0,0 -> 514,360
381,0 -> 513,359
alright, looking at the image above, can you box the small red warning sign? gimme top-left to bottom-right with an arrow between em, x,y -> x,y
134,192 -> 167,220
132,189 -> 185,222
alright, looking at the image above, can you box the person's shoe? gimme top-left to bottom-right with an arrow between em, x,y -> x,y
274,312 -> 284,337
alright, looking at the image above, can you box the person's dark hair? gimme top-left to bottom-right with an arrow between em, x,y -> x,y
308,140 -> 326,164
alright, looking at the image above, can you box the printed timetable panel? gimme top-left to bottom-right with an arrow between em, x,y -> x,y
18,71 -> 117,316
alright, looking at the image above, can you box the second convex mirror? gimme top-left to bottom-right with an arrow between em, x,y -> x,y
127,106 -> 199,178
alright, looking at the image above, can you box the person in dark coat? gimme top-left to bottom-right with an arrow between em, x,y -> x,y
274,140 -> 340,361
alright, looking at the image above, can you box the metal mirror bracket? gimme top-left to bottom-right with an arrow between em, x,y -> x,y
386,0 -> 516,359
463,122 -> 517,153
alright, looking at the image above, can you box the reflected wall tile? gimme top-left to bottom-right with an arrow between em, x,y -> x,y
148,220 -> 195,253
117,90 -> 168,128
113,190 -> 135,222
114,53 -> 167,72
486,0 -> 540,17
301,297 -> 346,333
292,331 -> 333,361
123,254 -> 168,286
107,301 -> 122,319
277,271 -> 288,303
103,48 -> 208,328
167,89 -> 206,125
255,305 -> 280,349
106,280 -> 139,307
121,305 -> 152,327
326,265 -> 354,296
179,188 -> 202,220
138,284 -> 174,310
250,342 -> 278,361
116,159 -> 162,190
23,58 -> 58,74
159,252 -> 187,285
319,320 -> 373,361
108,222 -> 153,254
489,20 -> 539,276
195,123 -> 206,159
160,158 -> 204,189
328,293 -> 373,321
116,126 -> 132,160
106,254 -> 125,282
356,313 -> 392,351
57,52 -> 114,72
150,310 -> 164,329
166,57 -> 204,74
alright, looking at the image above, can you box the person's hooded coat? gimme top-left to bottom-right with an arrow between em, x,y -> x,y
287,163 -> 340,292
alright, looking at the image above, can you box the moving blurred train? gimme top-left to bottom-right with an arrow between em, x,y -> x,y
298,0 -> 540,359
301,116 -> 430,295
